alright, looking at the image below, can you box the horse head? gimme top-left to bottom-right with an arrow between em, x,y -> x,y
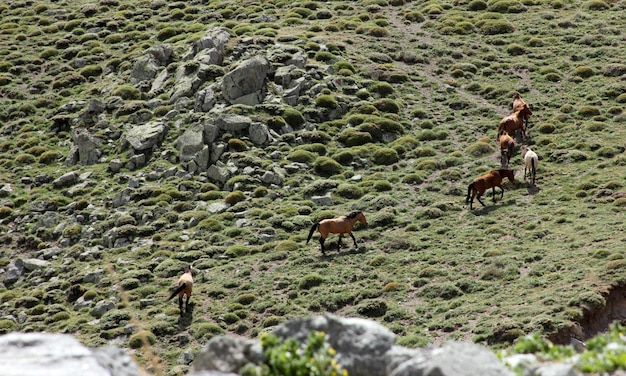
500,168 -> 516,184
520,103 -> 532,118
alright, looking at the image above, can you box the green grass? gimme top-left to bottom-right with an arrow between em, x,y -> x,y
0,0 -> 625,374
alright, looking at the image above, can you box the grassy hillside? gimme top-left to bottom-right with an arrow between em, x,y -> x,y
1,0 -> 625,374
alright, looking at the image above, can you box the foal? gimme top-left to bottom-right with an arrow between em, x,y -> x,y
521,145 -> 538,185
465,169 -> 515,210
167,264 -> 193,314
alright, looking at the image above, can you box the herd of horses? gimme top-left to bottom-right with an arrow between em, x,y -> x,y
466,93 -> 539,209
168,98 -> 541,312
303,93 -> 541,256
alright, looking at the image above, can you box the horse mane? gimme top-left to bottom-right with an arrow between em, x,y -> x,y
346,210 -> 362,219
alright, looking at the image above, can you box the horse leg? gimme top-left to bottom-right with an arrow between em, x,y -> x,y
349,232 -> 357,248
319,237 -> 326,255
491,187 -> 497,203
185,295 -> 190,313
476,192 -> 486,207
337,234 -> 343,250
498,185 -> 504,200
178,296 -> 183,313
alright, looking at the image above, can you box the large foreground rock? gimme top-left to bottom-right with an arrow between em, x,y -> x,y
0,332 -> 141,376
0,314 -> 577,376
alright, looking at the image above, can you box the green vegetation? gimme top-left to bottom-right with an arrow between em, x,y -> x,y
0,0 -> 625,374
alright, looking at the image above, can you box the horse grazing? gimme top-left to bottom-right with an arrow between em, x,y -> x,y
497,103 -> 532,141
306,211 -> 368,255
465,168 -> 516,210
521,145 -> 538,185
498,130 -> 515,167
168,264 -> 193,314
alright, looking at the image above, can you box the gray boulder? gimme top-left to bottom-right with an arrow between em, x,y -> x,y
131,44 -> 173,84
249,122 -> 271,146
68,128 -> 102,166
221,55 -> 270,105
124,121 -> 167,151
390,341 -> 515,376
183,26 -> 230,63
273,314 -> 396,376
192,336 -> 263,374
0,332 -> 140,376
215,114 -> 252,133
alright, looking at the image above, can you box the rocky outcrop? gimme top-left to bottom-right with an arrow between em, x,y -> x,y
0,332 -> 141,376
0,314 -> 586,376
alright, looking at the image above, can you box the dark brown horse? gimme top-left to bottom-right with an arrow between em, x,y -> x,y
306,211 -> 368,255
167,264 -> 193,314
497,104 -> 532,141
465,169 -> 515,210
498,130 -> 515,167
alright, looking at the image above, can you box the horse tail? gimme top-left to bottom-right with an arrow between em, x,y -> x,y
167,283 -> 186,301
466,182 -> 474,204
306,222 -> 319,244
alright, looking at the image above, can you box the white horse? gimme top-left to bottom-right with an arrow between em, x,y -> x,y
521,145 -> 538,185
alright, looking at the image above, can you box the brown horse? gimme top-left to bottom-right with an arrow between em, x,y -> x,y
306,211 -> 368,255
465,169 -> 515,210
512,93 -> 530,130
167,264 -> 193,314
512,93 -> 527,112
497,103 -> 532,141
498,130 -> 515,167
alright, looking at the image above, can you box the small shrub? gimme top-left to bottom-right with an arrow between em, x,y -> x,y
331,150 -> 354,165
480,19 -> 514,34
282,107 -> 305,127
537,122 -> 556,134
0,319 -> 17,334
466,141 -> 494,156
0,207 -> 12,219
236,294 -> 256,305
506,43 -> 526,56
585,121 -> 605,132
369,81 -> 394,96
574,66 -> 595,78
225,190 -> 246,205
15,153 -> 36,165
374,98 -> 401,113
228,138 -> 248,151
38,150 -> 61,164
315,94 -> 338,109
313,157 -> 343,176
157,27 -> 178,41
288,150 -> 317,164
298,274 -> 324,290
259,331 -> 345,376
80,65 -> 102,78
373,148 -> 399,165
357,299 -> 388,317
578,106 -> 601,117
111,84 -> 141,100
193,323 -> 225,340
585,0 -> 609,10
336,184 -> 364,199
